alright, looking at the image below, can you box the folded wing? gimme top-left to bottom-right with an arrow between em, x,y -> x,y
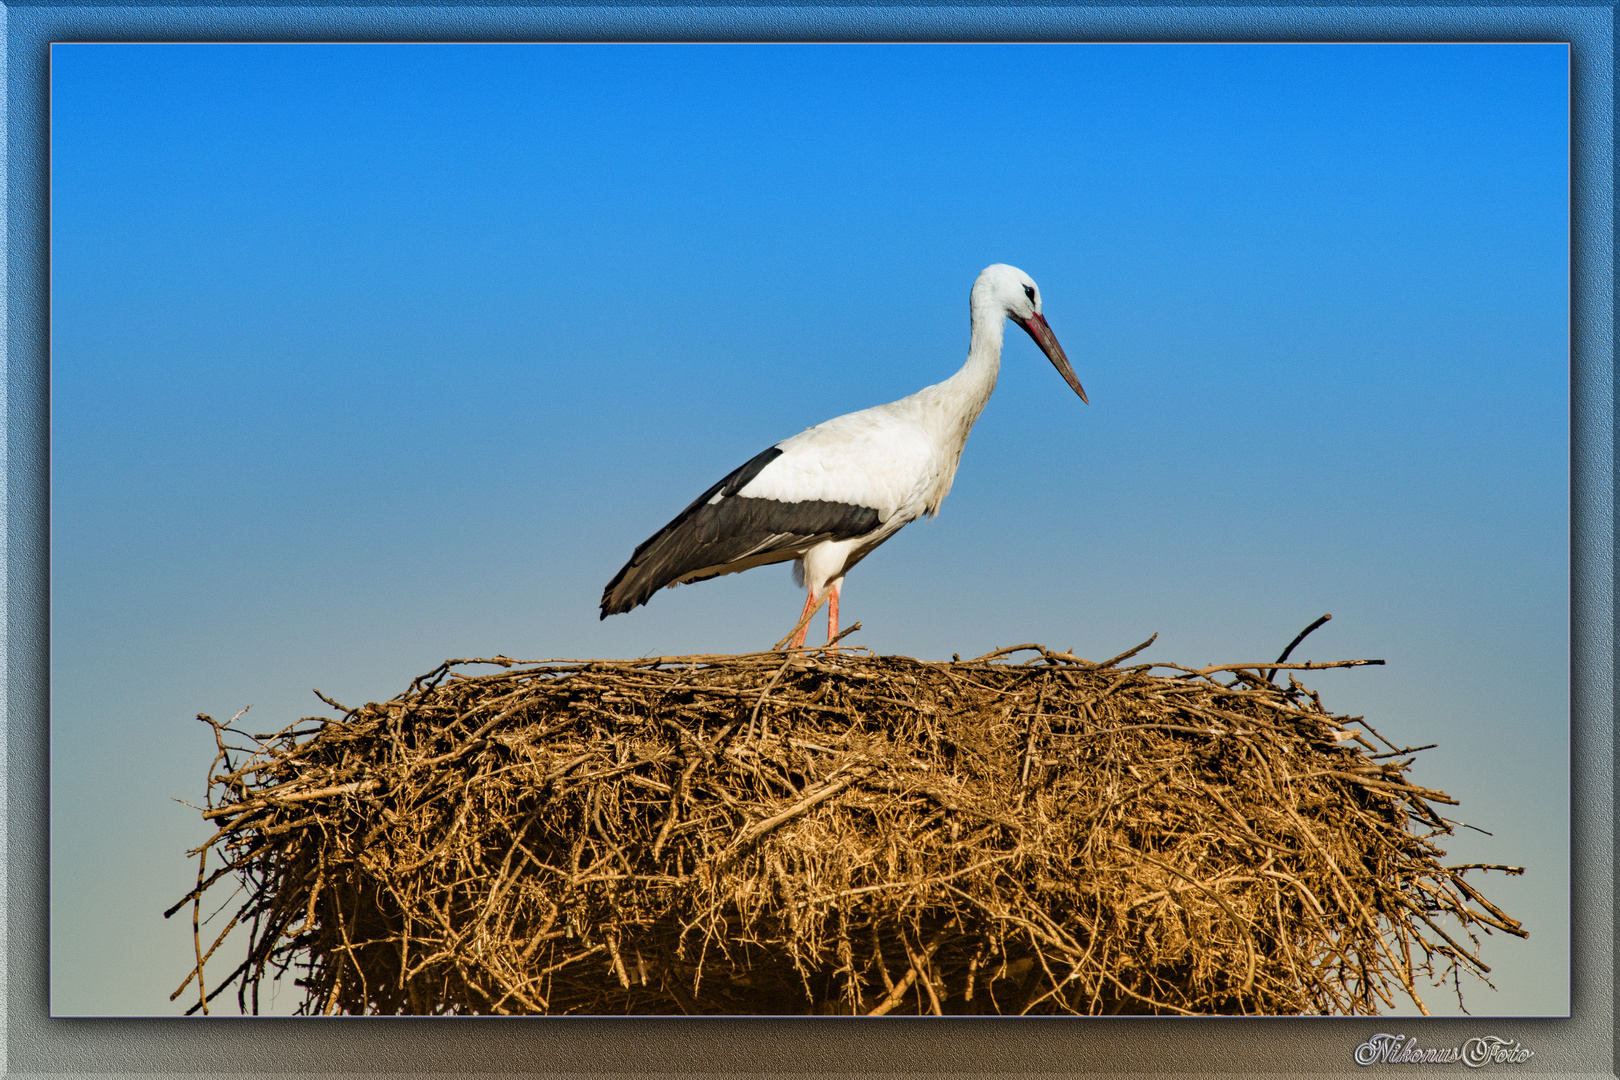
600,446 -> 883,617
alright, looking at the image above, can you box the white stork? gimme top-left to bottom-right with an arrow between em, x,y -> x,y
600,264 -> 1087,647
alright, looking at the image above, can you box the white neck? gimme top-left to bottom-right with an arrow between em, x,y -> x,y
887,294 -> 1010,521
930,290 -> 1008,437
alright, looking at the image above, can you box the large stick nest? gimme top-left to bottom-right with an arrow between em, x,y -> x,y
171,637 -> 1525,1016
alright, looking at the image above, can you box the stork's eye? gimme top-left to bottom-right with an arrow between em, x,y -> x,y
1023,285 -> 1035,302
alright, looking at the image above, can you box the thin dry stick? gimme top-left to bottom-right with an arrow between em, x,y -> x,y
1176,659 -> 1385,677
866,926 -> 953,1016
1265,613 -> 1333,683
771,591 -> 832,651
190,850 -> 209,1015
745,657 -> 797,742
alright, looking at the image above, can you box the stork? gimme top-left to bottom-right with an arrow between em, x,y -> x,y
600,264 -> 1087,648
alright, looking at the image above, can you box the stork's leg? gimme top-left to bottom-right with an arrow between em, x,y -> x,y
826,585 -> 840,645
788,589 -> 819,649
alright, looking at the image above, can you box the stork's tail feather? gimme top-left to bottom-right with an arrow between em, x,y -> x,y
600,446 -> 783,618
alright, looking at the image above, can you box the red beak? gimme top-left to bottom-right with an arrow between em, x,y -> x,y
1019,313 -> 1088,404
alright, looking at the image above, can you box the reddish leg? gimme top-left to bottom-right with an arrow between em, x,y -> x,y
788,589 -> 819,649
826,587 -> 840,645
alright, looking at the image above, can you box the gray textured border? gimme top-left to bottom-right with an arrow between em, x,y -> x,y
6,5 -> 1612,1077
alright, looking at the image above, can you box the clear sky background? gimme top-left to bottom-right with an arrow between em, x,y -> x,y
50,43 -> 1568,1016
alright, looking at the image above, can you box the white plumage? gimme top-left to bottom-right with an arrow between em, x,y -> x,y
601,263 -> 1088,647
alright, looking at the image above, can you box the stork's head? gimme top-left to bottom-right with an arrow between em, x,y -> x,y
973,263 -> 1088,404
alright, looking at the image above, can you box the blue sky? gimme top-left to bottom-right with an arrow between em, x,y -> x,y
50,42 -> 1568,1015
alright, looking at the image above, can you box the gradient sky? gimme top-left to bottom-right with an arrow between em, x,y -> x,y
50,42 -> 1569,1016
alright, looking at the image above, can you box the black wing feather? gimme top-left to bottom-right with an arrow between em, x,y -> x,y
600,446 -> 881,617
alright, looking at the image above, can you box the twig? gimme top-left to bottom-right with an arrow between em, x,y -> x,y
1093,633 -> 1159,670
1168,659 -> 1384,678
730,767 -> 870,849
969,643 -> 1045,663
822,621 -> 863,649
1265,614 -> 1332,683
865,925 -> 953,1016
771,591 -> 832,651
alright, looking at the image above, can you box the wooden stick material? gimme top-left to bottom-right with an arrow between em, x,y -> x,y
732,768 -> 870,849
773,589 -> 831,651
172,632 -> 1517,1017
1265,613 -> 1333,683
866,926 -> 953,1016
1167,659 -> 1385,678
